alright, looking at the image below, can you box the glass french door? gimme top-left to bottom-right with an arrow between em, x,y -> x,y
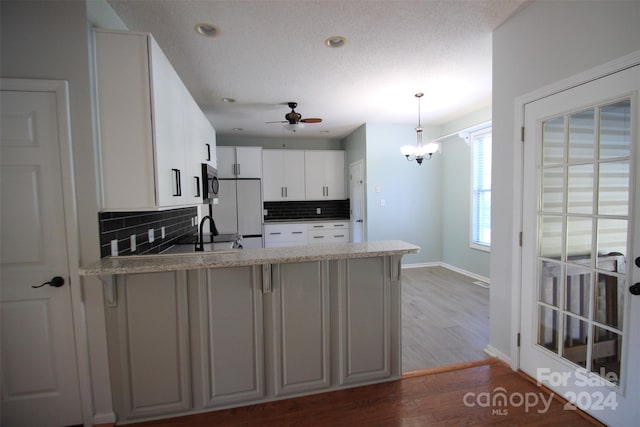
520,65 -> 640,426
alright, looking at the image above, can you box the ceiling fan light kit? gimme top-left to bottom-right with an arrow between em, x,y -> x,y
266,102 -> 323,132
401,93 -> 439,165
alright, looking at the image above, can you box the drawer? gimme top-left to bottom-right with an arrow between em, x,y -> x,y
264,223 -> 307,244
308,229 -> 349,244
307,221 -> 350,231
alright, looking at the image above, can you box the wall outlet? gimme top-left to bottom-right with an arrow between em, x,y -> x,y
148,229 -> 155,243
110,239 -> 118,257
263,209 -> 268,216
316,207 -> 322,214
161,226 -> 166,239
130,234 -> 136,252
380,199 -> 386,207
213,198 -> 219,205
375,185 -> 381,193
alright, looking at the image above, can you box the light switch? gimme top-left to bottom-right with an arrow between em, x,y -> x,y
130,234 -> 136,252
110,239 -> 118,257
380,199 -> 386,207
148,229 -> 155,243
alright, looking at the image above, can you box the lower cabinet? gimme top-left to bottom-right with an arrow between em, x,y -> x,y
105,271 -> 192,420
267,262 -> 331,396
104,256 -> 401,422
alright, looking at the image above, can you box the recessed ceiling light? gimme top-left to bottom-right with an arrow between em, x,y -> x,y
222,97 -> 236,103
232,128 -> 244,132
195,23 -> 219,38
325,36 -> 346,48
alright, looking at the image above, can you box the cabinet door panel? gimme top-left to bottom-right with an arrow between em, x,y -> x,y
338,257 -> 391,384
205,267 -> 264,406
271,262 -> 330,396
304,151 -> 325,200
324,151 -> 345,199
262,150 -> 284,201
236,147 -> 263,178
116,271 -> 191,419
283,150 -> 306,200
216,146 -> 236,178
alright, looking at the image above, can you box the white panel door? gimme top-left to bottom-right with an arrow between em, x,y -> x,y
521,65 -> 639,426
0,88 -> 82,426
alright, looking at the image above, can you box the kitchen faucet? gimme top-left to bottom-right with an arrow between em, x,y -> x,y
195,215 -> 219,252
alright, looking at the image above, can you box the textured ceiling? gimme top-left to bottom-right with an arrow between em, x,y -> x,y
108,0 -> 528,139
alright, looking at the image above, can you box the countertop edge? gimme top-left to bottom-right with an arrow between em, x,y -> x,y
79,241 -> 420,276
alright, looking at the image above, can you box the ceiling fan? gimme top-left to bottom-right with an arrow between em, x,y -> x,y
266,102 -> 323,128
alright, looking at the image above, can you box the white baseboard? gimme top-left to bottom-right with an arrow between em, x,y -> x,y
484,344 -> 511,366
401,261 -> 440,269
402,261 -> 490,284
93,411 -> 117,424
439,262 -> 490,284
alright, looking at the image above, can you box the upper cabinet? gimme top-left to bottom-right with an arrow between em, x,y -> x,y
304,151 -> 346,200
217,146 -> 263,179
93,29 -> 215,210
262,150 -> 306,201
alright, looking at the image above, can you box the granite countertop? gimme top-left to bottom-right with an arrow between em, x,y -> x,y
79,240 -> 420,276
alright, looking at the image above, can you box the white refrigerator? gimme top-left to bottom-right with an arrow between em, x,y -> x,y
211,179 -> 263,248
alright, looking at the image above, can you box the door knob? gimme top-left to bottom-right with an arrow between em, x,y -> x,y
356,219 -> 363,223
32,276 -> 65,289
635,257 -> 640,268
630,283 -> 640,296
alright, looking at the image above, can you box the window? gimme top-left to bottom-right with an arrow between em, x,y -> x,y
470,126 -> 492,250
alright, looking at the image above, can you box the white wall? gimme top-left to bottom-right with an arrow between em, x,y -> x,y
491,0 -> 640,359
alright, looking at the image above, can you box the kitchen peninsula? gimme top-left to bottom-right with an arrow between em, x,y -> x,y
80,240 -> 419,422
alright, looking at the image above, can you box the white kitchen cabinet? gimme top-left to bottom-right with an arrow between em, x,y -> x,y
333,256 -> 400,384
192,267 -> 265,407
105,271 -> 191,420
307,221 -> 350,244
217,146 -> 262,178
94,29 -> 215,210
304,151 -> 346,200
267,262 -> 331,396
262,149 -> 306,201
264,223 -> 307,248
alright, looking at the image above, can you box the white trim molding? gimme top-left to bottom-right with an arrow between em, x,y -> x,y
402,261 -> 490,284
510,49 -> 640,373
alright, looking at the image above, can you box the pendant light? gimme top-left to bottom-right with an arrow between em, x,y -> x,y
400,93 -> 439,165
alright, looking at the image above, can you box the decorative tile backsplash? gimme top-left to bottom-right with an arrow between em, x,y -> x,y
264,199 -> 350,221
98,207 -> 197,257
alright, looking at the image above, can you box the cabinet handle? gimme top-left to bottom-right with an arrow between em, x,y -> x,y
194,176 -> 201,197
313,225 -> 324,228
205,143 -> 211,161
236,163 -> 241,176
172,169 -> 182,196
326,186 -> 329,197
281,187 -> 284,198
292,231 -> 303,234
232,164 -> 236,176
334,234 -> 345,238
313,236 -> 325,239
270,232 -> 282,235
334,224 -> 345,227
285,187 -> 288,197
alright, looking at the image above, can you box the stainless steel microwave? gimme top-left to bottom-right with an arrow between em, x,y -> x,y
201,163 -> 219,203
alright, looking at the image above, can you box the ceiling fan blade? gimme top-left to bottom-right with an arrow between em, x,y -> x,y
265,120 -> 287,124
300,118 -> 323,123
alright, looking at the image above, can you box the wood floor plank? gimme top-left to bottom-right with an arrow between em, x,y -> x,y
132,361 -> 601,426
401,266 -> 490,372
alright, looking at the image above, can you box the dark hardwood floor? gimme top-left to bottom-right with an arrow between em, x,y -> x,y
402,266 -> 490,372
133,360 -> 602,426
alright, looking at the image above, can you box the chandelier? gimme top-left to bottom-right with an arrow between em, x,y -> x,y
400,93 -> 439,165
